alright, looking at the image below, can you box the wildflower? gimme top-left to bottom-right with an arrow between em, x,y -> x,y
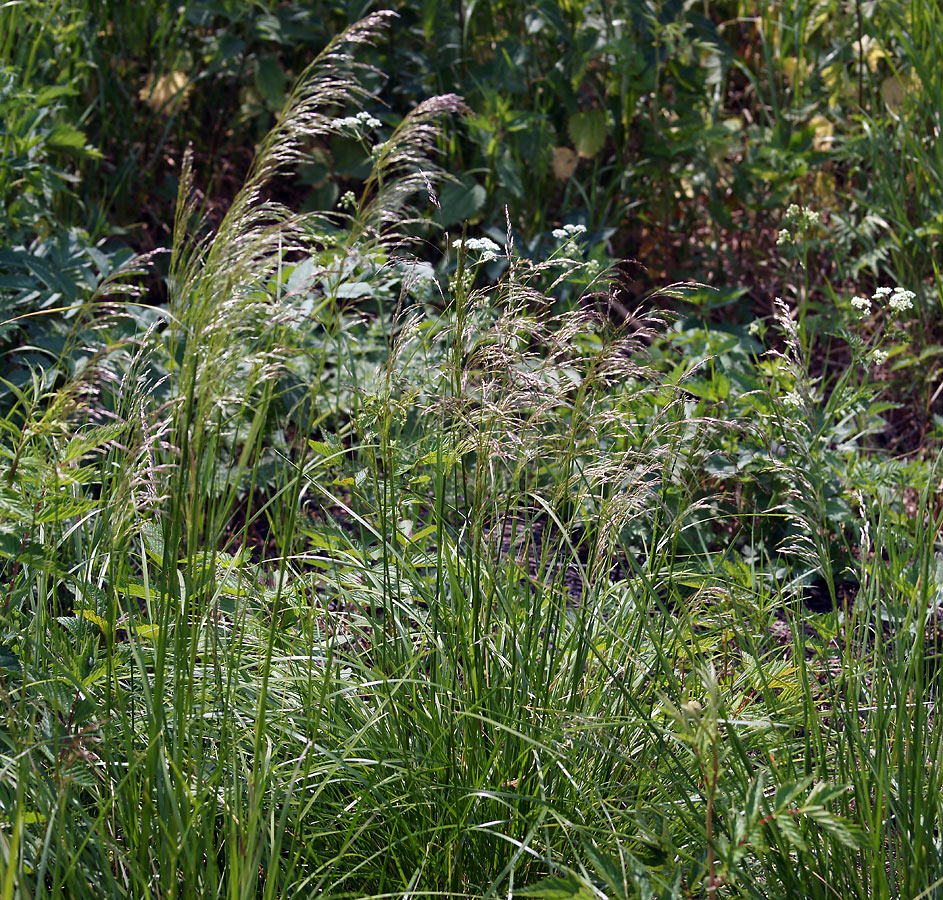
888,288 -> 914,313
451,236 -> 501,261
334,110 -> 382,131
369,140 -> 390,162
552,223 -> 587,242
873,286 -> 892,298
339,190 -> 357,210
872,348 -> 889,366
850,295 -> 871,315
779,205 -> 820,243
782,391 -> 803,408
748,320 -> 763,337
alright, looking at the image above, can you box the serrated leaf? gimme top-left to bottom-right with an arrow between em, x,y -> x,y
804,781 -> 849,807
140,521 -> 164,561
568,108 -> 607,158
519,872 -> 598,900
773,777 -> 811,812
35,84 -> 75,105
46,123 -> 100,158
775,810 -> 807,850
63,423 -> 125,463
75,608 -> 109,632
583,841 -> 632,899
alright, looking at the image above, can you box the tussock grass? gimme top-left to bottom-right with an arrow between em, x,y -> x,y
2,13 -> 943,900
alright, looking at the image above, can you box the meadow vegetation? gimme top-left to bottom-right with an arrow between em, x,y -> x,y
2,2 -> 943,897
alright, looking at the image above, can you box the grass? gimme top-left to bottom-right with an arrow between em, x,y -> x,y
3,6 -> 943,900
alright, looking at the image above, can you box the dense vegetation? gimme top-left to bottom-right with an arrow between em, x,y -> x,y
2,2 -> 943,897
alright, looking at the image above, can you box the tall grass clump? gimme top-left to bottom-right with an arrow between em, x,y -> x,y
4,12 -> 943,900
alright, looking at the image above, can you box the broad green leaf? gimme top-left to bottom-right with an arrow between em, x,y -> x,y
255,54 -> 287,110
568,108 -> 607,158
436,176 -> 486,227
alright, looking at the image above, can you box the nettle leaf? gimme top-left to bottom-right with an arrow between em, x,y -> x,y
568,108 -> 607,158
45,123 -> 100,159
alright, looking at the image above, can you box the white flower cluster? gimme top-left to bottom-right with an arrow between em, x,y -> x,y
334,110 -> 382,132
777,204 -> 821,245
782,391 -> 803,409
552,223 -> 587,241
784,203 -> 820,225
849,285 -> 915,317
338,190 -> 357,210
888,287 -> 915,312
451,237 -> 502,261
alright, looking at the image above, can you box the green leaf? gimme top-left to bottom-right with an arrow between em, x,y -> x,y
568,108 -> 607,158
520,872 -> 598,900
583,841 -> 632,900
46,123 -> 99,158
745,769 -> 766,823
140,521 -> 164,562
34,84 -> 75,105
775,811 -> 807,850
255,54 -> 287,110
435,176 -> 486,227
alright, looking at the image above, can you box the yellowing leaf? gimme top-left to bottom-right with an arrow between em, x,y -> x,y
882,75 -> 906,111
76,608 -> 109,631
139,70 -> 191,114
809,115 -> 834,152
551,146 -> 578,180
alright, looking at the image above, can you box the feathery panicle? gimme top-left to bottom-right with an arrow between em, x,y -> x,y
356,93 -> 469,239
